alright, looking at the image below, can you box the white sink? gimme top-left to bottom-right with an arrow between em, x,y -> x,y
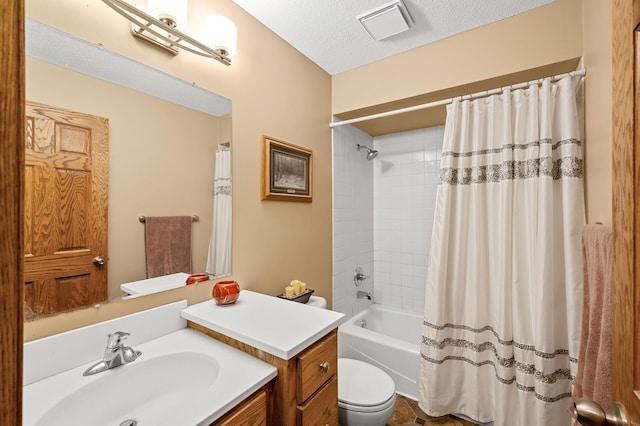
24,328 -> 277,426
39,352 -> 218,425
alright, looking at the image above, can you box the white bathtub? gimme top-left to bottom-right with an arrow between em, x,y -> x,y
338,304 -> 422,399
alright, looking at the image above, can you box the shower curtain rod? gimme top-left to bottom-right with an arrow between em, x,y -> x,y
329,69 -> 586,129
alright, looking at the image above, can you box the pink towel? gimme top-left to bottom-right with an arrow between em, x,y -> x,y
144,216 -> 192,278
572,223 -> 613,409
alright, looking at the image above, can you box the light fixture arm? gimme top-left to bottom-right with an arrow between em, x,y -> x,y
100,0 -> 231,65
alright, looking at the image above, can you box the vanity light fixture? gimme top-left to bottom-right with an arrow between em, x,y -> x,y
100,0 -> 237,66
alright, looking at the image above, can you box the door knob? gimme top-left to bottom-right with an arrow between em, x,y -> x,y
574,398 -> 630,426
93,256 -> 105,266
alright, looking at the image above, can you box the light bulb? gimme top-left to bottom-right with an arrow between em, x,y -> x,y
148,0 -> 188,29
206,14 -> 237,57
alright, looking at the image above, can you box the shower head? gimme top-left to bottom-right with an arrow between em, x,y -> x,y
357,144 -> 379,160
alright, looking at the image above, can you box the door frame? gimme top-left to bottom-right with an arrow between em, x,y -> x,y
612,0 -> 640,420
0,0 -> 24,424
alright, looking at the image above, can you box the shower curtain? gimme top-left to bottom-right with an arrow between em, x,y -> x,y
206,145 -> 232,277
419,76 -> 585,426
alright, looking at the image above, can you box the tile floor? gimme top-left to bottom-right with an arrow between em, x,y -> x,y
387,395 -> 478,426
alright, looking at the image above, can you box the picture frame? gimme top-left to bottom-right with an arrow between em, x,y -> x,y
261,135 -> 313,202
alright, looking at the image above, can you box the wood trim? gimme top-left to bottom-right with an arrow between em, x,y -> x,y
612,0 -> 640,419
0,0 -> 24,424
334,58 -> 581,136
635,31 -> 640,418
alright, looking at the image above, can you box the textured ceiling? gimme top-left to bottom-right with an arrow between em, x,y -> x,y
230,0 -> 557,75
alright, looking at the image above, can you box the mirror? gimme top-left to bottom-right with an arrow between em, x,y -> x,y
24,18 -> 232,320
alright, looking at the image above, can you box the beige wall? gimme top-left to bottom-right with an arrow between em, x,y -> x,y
582,0 -> 613,225
24,0 -> 332,340
332,0 -> 612,225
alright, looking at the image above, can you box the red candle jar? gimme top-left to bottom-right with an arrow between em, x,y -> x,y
186,273 -> 210,285
212,280 -> 240,306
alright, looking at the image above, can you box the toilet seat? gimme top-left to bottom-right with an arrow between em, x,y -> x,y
339,395 -> 396,413
338,358 -> 396,412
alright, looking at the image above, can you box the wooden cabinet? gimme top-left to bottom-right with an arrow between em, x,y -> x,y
212,384 -> 271,426
297,375 -> 338,426
190,322 -> 339,426
296,331 -> 336,404
295,332 -> 338,425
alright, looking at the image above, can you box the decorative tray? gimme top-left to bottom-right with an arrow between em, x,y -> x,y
276,288 -> 315,304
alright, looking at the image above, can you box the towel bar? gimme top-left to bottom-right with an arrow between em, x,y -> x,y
139,215 -> 199,223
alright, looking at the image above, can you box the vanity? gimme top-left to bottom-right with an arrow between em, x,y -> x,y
22,300 -> 277,426
23,292 -> 344,425
182,290 -> 345,426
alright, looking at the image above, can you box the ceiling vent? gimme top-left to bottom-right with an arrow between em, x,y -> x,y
357,0 -> 414,41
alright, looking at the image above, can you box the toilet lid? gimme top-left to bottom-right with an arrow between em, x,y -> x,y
338,358 -> 396,407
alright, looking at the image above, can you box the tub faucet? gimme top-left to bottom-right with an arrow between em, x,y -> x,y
357,290 -> 372,301
83,331 -> 142,376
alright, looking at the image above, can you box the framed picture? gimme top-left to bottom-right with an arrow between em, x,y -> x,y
261,135 -> 313,202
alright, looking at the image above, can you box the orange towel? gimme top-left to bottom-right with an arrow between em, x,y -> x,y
144,216 -> 192,278
572,223 -> 613,409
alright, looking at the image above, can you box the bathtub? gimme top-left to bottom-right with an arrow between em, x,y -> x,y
338,304 -> 422,399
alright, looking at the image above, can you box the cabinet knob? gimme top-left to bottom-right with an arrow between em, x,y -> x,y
319,361 -> 330,373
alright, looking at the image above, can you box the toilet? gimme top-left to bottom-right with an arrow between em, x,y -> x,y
337,358 -> 396,426
306,295 -> 328,308
306,296 -> 397,426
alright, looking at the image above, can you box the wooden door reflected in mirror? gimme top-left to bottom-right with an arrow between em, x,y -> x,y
24,101 -> 108,318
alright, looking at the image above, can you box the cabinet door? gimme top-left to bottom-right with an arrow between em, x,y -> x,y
297,376 -> 338,426
213,388 -> 268,426
297,330 -> 337,404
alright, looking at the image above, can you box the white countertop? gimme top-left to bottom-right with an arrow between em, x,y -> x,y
24,329 -> 277,426
181,290 -> 345,360
120,272 -> 190,297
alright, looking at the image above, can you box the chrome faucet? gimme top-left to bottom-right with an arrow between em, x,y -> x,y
357,290 -> 372,301
83,331 -> 142,376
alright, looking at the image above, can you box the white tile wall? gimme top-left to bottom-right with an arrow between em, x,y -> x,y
332,124 -> 375,318
373,126 -> 444,314
332,123 -> 444,320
